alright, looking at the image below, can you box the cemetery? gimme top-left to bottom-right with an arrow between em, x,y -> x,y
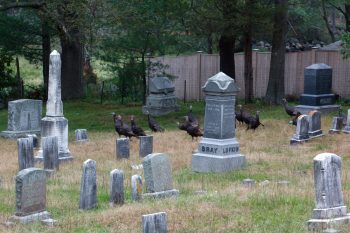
1,1 -> 350,233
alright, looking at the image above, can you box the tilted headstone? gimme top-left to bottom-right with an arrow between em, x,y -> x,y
139,136 -> 153,157
131,175 -> 143,202
109,169 -> 124,206
342,109 -> 350,134
192,72 -> 246,172
329,117 -> 343,134
142,212 -> 167,233
297,63 -> 339,114
42,136 -> 59,172
290,115 -> 310,144
37,50 -> 73,161
0,99 -> 42,139
116,138 -> 130,159
79,159 -> 97,210
75,129 -> 88,142
142,76 -> 179,116
307,153 -> 350,231
17,137 -> 34,171
9,168 -> 52,223
308,110 -> 323,138
142,153 -> 179,198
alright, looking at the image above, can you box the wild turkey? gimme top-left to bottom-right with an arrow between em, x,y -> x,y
130,115 -> 146,137
145,111 -> 164,132
235,105 -> 244,124
187,105 -> 199,126
282,98 -> 299,117
178,116 -> 203,140
240,105 -> 253,125
246,111 -> 264,131
112,113 -> 137,138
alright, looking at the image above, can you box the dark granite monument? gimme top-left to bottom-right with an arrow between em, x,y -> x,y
142,76 -> 179,116
296,63 -> 339,114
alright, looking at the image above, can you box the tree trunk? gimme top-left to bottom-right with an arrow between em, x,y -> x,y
219,34 -> 235,79
244,24 -> 253,103
345,4 -> 350,32
265,0 -> 288,105
321,0 -> 335,42
42,20 -> 50,101
207,34 -> 213,54
60,34 -> 84,100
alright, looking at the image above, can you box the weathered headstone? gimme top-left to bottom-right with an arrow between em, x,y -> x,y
290,115 -> 310,144
17,137 -> 34,171
79,159 -> 97,210
109,169 -> 124,206
342,109 -> 350,134
296,63 -> 339,114
9,168 -> 52,223
329,117 -> 343,134
0,99 -> 42,139
139,136 -> 153,157
142,153 -> 179,198
307,153 -> 350,231
192,72 -> 245,173
131,175 -> 143,202
142,76 -> 179,116
308,110 -> 323,138
142,212 -> 167,233
37,50 -> 73,161
75,129 -> 88,142
26,134 -> 39,148
42,136 -> 59,172
242,178 -> 255,186
116,138 -> 130,159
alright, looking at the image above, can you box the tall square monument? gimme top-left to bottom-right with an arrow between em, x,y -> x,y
296,63 -> 339,114
192,72 -> 246,173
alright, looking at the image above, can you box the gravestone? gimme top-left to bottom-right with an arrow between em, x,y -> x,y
342,109 -> 350,134
329,117 -> 343,134
42,136 -> 59,172
36,50 -> 73,162
192,72 -> 246,173
290,115 -> 310,144
142,153 -> 179,198
131,175 -> 143,202
17,137 -> 34,171
139,136 -> 153,157
75,129 -> 88,142
142,76 -> 179,116
26,134 -> 39,148
142,212 -> 167,233
9,168 -> 52,223
116,138 -> 130,159
308,110 -> 323,138
296,63 -> 339,114
79,159 -> 97,210
109,169 -> 124,206
0,99 -> 42,139
307,153 -> 350,231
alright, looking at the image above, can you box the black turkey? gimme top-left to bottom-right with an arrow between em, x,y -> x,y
246,111 -> 264,131
178,116 -> 203,140
282,98 -> 300,117
112,113 -> 137,138
130,115 -> 146,137
145,111 -> 164,132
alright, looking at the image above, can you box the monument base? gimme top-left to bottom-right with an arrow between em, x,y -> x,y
329,129 -> 341,134
343,126 -> 350,134
8,211 -> 52,224
296,105 -> 340,115
307,214 -> 350,231
0,130 -> 40,139
142,189 -> 179,199
35,151 -> 73,162
309,130 -> 324,139
192,153 -> 246,173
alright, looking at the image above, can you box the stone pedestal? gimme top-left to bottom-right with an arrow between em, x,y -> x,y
143,76 -> 179,116
343,109 -> 350,134
0,99 -> 42,139
296,64 -> 339,114
192,72 -> 245,173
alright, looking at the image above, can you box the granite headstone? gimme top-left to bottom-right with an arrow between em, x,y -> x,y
109,169 -> 124,206
75,129 -> 88,142
139,136 -> 153,157
79,159 -> 97,210
308,110 -> 323,138
192,72 -> 246,173
290,115 -> 310,144
342,109 -> 350,134
131,175 -> 143,202
42,136 -> 59,172
116,138 -> 130,159
142,212 -> 167,233
17,137 -> 34,171
329,117 -> 343,134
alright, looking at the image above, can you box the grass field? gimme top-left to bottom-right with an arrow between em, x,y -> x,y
1,101 -> 350,232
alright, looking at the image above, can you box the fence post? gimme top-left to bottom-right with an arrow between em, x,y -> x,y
184,80 -> 187,103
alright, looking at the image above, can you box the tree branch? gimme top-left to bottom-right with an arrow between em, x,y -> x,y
0,1 -> 45,11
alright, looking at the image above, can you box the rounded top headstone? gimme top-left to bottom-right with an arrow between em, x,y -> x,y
202,72 -> 240,94
50,50 -> 60,56
314,152 -> 340,162
305,63 -> 331,70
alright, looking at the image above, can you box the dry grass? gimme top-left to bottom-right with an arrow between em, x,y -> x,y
1,116 -> 350,232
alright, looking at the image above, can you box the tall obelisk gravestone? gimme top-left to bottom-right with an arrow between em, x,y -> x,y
192,72 -> 246,173
37,50 -> 73,161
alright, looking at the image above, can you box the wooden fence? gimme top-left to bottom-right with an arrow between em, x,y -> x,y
151,50 -> 350,100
